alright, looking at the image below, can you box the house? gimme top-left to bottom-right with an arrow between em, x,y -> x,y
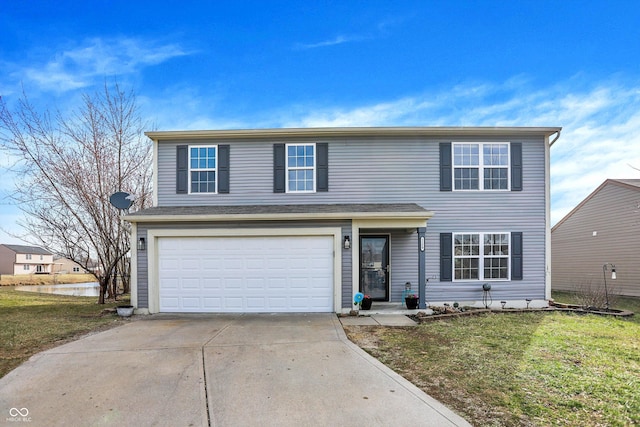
52,256 -> 90,274
0,244 -> 54,275
552,179 -> 640,297
125,127 -> 561,314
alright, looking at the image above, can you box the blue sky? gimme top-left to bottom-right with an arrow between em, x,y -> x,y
2,1 -> 640,244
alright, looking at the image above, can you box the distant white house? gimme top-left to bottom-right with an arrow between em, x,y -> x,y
552,179 -> 640,297
0,244 -> 54,275
53,256 -> 90,274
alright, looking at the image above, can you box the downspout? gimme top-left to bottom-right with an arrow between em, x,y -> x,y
549,130 -> 561,147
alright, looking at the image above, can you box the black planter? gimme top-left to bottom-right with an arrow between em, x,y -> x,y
361,299 -> 373,310
405,298 -> 419,309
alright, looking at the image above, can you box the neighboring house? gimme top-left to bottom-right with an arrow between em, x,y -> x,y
125,127 -> 561,314
0,244 -> 54,275
552,179 -> 640,297
53,256 -> 90,274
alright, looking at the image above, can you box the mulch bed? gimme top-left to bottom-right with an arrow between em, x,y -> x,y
407,303 -> 634,324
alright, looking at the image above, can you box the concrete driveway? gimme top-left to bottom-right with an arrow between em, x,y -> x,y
0,314 -> 470,426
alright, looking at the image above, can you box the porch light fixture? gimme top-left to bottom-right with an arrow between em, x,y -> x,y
343,236 -> 351,250
137,237 -> 146,251
602,263 -> 616,311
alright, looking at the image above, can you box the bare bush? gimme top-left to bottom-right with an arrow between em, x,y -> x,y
571,278 -> 619,310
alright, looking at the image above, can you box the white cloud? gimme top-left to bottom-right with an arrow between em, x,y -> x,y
9,37 -> 190,93
294,35 -> 365,50
142,76 -> 640,227
292,16 -> 405,50
268,77 -> 640,225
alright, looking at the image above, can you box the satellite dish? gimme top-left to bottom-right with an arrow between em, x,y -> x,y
109,192 -> 134,210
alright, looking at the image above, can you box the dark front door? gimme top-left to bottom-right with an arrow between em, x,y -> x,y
360,235 -> 389,301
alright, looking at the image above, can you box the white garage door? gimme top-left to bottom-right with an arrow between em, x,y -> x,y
158,236 -> 334,313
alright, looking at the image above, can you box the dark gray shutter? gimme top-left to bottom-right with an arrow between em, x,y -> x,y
511,232 -> 523,280
273,144 -> 286,193
511,142 -> 522,191
440,143 -> 452,191
316,143 -> 328,192
218,144 -> 230,194
440,233 -> 453,281
176,145 -> 188,194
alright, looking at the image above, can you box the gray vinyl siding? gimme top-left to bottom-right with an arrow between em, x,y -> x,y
135,220 -> 351,310
136,227 -> 148,308
389,230 -> 419,302
426,138 -> 547,302
340,225 -> 353,309
152,134 -> 548,303
552,182 -> 640,297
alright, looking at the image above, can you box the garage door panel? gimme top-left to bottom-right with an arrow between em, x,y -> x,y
158,235 -> 334,313
225,278 -> 243,290
267,279 -> 286,289
203,297 -> 222,309
224,297 -> 243,309
181,297 -> 202,308
202,278 -> 221,289
161,296 -> 180,309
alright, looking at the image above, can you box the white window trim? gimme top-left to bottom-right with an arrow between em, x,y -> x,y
285,143 -> 316,193
188,144 -> 218,194
452,142 -> 511,191
452,232 -> 511,281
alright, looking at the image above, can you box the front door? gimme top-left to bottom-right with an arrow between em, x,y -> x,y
360,235 -> 389,301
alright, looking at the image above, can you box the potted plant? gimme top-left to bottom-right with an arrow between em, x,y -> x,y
116,305 -> 134,317
405,293 -> 419,309
360,295 -> 373,310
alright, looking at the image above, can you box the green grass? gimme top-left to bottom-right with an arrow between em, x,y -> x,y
345,298 -> 639,426
0,288 -> 130,378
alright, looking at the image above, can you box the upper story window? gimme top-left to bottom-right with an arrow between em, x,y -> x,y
286,143 -> 315,192
453,143 -> 510,190
453,232 -> 510,281
26,254 -> 32,260
189,146 -> 217,193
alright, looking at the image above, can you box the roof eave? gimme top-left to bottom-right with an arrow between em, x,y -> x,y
124,211 -> 435,223
145,126 -> 563,141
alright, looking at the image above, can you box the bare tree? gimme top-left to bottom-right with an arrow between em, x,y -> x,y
0,82 -> 152,303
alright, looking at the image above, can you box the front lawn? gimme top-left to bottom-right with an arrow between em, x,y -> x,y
0,288 -> 130,378
345,302 -> 639,426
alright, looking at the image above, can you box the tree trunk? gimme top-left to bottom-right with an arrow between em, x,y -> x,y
112,272 -> 118,301
122,273 -> 130,294
98,278 -> 109,304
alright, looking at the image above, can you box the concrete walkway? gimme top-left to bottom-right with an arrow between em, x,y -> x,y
339,313 -> 418,326
0,314 -> 470,427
